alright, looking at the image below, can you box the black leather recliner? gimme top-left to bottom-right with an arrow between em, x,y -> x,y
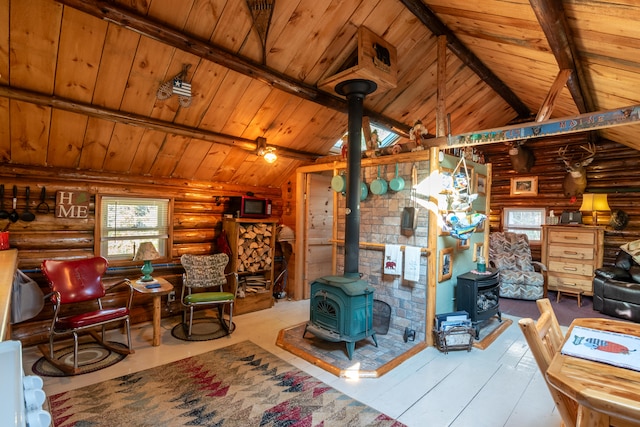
593,250 -> 640,322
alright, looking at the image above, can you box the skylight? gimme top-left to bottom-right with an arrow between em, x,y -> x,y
330,123 -> 400,154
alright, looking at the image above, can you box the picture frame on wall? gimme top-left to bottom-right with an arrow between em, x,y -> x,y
510,176 -> 538,196
457,238 -> 470,250
439,247 -> 453,282
473,242 -> 484,262
475,211 -> 486,232
475,173 -> 487,196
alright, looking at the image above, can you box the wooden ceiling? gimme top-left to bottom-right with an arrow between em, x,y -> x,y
1,0 -> 639,189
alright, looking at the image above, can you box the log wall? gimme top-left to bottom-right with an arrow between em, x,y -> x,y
2,164 -> 285,347
478,135 -> 640,265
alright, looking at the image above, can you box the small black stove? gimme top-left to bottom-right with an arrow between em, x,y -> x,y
456,269 -> 501,339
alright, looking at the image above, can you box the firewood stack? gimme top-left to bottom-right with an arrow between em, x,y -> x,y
236,223 -> 273,273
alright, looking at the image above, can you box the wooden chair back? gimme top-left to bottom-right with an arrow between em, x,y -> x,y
518,298 -> 578,427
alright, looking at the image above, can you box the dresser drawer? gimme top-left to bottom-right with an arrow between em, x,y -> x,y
548,230 -> 595,245
548,273 -> 593,293
548,260 -> 594,276
548,245 -> 594,261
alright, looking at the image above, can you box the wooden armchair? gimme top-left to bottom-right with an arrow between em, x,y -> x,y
519,298 -> 577,427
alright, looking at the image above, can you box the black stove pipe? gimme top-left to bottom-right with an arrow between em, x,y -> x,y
335,79 -> 377,278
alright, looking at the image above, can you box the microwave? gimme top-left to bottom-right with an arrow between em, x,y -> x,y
228,196 -> 272,218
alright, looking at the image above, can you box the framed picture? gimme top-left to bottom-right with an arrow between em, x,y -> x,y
457,238 -> 470,250
475,173 -> 487,196
439,247 -> 453,282
475,211 -> 486,232
510,176 -> 538,196
473,242 -> 484,262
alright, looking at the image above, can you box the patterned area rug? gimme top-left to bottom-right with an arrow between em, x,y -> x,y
48,340 -> 406,427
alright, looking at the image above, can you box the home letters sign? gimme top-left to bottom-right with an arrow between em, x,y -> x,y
56,191 -> 90,218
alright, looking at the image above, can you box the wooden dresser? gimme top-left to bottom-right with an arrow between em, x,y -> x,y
541,225 -> 604,296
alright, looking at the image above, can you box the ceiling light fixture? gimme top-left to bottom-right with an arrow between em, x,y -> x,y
256,137 -> 277,163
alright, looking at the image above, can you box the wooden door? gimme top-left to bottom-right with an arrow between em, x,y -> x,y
303,172 -> 334,299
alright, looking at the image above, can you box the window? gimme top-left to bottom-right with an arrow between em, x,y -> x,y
503,208 -> 546,243
98,196 -> 170,261
330,123 -> 400,154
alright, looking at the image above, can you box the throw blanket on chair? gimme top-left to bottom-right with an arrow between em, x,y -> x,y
489,232 -> 545,300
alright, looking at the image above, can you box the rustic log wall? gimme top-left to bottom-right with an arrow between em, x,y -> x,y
479,135 -> 640,265
2,164 -> 283,347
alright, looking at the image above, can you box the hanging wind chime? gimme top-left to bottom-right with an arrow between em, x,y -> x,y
441,155 -> 486,240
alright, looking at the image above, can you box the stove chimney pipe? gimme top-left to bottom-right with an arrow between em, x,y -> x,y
335,79 -> 377,278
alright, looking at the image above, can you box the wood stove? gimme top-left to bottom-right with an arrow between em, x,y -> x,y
304,275 -> 377,360
456,270 -> 501,339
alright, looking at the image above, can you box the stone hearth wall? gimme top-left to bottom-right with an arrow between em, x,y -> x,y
335,160 -> 430,341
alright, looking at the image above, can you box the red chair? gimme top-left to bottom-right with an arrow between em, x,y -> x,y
40,257 -> 134,375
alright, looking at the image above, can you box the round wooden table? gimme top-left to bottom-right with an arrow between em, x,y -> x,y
132,277 -> 174,346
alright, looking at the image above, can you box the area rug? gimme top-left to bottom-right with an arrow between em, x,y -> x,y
48,340 -> 406,427
32,341 -> 129,377
171,318 -> 236,341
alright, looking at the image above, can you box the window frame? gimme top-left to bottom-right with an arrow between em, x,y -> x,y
95,195 -> 173,265
502,207 -> 546,243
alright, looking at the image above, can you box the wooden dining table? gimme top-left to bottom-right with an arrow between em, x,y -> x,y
546,318 -> 640,427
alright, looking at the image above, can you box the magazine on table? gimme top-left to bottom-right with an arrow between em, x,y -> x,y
561,326 -> 640,371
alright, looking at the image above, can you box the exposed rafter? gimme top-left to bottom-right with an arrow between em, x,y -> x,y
529,0 -> 594,114
400,0 -> 531,118
0,85 -> 319,162
53,0 -> 411,136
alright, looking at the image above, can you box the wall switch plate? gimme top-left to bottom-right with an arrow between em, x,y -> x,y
167,291 -> 176,303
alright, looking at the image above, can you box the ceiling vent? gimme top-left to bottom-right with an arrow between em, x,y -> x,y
318,27 -> 397,95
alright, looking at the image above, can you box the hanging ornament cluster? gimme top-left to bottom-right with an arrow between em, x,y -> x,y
156,64 -> 192,107
440,155 -> 486,240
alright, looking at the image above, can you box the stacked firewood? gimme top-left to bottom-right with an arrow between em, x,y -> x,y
236,223 -> 273,273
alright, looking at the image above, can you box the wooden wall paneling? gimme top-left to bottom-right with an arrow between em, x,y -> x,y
102,123 -> 146,172
191,142 -> 232,181
9,102 -> 50,166
129,129 -> 168,176
148,134 -> 191,177
220,79 -> 272,137
9,0 -> 61,92
47,110 -> 87,169
56,8 -> 106,101
199,71 -> 253,133
0,98 -> 9,158
92,24 -> 140,108
78,118 -> 115,170
211,1 -> 256,58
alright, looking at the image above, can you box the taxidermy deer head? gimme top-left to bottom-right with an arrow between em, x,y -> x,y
558,143 -> 597,198
508,140 -> 535,173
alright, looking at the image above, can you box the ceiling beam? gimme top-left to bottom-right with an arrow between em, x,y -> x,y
0,85 -> 319,162
54,0 -> 411,137
426,104 -> 640,148
536,69 -> 572,122
400,0 -> 531,118
529,0 -> 594,114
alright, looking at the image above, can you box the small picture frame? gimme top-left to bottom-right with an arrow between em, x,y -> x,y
457,238 -> 470,250
475,173 -> 487,196
473,242 -> 484,262
439,247 -> 453,282
510,176 -> 538,196
475,211 -> 486,232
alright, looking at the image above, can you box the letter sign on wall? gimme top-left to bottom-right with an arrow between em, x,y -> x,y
56,191 -> 90,219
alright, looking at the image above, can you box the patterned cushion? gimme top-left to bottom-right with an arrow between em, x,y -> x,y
489,232 -> 544,300
181,253 -> 229,288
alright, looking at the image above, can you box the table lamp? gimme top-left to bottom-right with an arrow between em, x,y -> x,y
579,193 -> 610,226
133,242 -> 161,282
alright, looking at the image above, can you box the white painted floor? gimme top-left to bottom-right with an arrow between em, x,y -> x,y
22,299 -> 561,427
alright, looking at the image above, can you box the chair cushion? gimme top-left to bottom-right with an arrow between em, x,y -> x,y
181,253 -> 229,288
55,307 -> 129,330
184,292 -> 234,304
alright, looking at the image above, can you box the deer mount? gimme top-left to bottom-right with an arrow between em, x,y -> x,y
507,140 -> 535,173
558,143 -> 597,198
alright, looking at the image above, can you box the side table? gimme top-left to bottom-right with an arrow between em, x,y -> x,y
132,277 -> 174,346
